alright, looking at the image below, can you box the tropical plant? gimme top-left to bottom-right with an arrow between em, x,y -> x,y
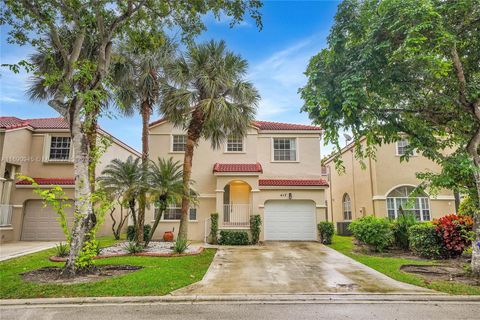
349,216 -> 393,252
392,212 -> 418,250
159,40 -> 260,241
173,238 -> 190,254
2,0 -> 262,276
459,196 -> 478,217
317,221 -> 335,245
126,225 -> 151,242
209,213 -> 219,244
145,158 -> 184,247
250,215 -> 262,245
409,223 -> 445,259
433,214 -> 474,257
300,0 -> 480,274
124,240 -> 144,254
111,38 -> 177,243
55,243 -> 69,258
99,156 -> 143,242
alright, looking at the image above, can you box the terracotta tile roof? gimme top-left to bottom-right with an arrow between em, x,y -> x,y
0,117 -> 68,129
16,178 -> 75,186
259,179 -> 329,187
148,118 -> 321,131
252,120 -> 321,131
213,163 -> 263,173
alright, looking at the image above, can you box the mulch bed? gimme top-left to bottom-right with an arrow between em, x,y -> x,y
49,246 -> 204,262
21,265 -> 142,285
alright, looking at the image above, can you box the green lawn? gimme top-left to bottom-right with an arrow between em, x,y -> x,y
0,237 -> 215,299
328,235 -> 480,295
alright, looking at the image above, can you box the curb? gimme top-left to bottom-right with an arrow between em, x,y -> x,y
2,293 -> 480,306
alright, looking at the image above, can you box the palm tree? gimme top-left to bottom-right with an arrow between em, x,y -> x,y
98,156 -> 143,238
145,157 -> 184,246
111,38 -> 177,243
159,40 -> 260,240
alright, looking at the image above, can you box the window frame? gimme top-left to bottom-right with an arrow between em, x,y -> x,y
225,136 -> 245,153
386,186 -> 430,221
271,137 -> 299,162
46,135 -> 73,162
396,138 -> 417,157
171,134 -> 187,153
342,193 -> 352,221
155,206 -> 197,222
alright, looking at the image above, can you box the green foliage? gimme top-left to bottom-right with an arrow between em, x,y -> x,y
250,215 -> 262,245
210,213 -> 219,244
173,238 -> 190,254
54,243 -> 69,258
218,230 -> 250,245
126,225 -> 151,242
124,241 -> 144,254
300,0 -> 480,207
317,221 -> 335,244
409,223 -> 445,259
459,196 -> 479,217
392,213 -> 418,250
349,216 -> 393,252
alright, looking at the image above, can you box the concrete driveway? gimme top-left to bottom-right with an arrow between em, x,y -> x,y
173,242 -> 430,295
0,241 -> 57,261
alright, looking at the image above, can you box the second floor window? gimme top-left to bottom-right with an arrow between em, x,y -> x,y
49,137 -> 71,160
273,138 -> 296,161
396,139 -> 409,156
172,135 -> 187,152
226,136 -> 244,152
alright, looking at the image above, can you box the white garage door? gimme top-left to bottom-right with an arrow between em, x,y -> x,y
21,200 -> 74,241
264,200 -> 316,241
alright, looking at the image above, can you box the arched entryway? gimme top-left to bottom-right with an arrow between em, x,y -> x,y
223,180 -> 252,227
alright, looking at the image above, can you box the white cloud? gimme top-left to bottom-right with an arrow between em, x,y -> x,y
247,33 -> 327,122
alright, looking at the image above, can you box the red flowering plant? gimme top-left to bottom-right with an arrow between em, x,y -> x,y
433,214 -> 474,258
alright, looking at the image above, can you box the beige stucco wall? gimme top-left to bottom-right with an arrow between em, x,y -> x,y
148,121 -> 326,241
0,127 -> 140,242
326,141 -> 456,225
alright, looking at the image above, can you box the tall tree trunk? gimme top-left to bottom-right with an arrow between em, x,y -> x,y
63,105 -> 96,276
178,108 -> 204,241
136,101 -> 151,244
467,122 -> 480,275
146,201 -> 166,247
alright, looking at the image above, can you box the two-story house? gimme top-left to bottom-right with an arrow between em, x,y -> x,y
323,138 -> 456,234
147,119 -> 328,241
0,117 -> 141,242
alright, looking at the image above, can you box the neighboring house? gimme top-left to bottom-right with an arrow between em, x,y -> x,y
0,117 -> 141,242
323,138 -> 456,233
148,119 -> 328,241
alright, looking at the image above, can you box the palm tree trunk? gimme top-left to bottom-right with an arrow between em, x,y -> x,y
178,108 -> 204,241
146,203 -> 166,247
136,101 -> 151,244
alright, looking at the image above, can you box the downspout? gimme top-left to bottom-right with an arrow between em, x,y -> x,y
350,150 -> 357,219
368,156 -> 376,216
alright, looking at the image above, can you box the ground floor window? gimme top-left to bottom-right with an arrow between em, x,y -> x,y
154,206 -> 197,221
386,186 -> 430,221
342,193 -> 352,220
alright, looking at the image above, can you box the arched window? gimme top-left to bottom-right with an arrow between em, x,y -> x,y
386,186 -> 430,221
342,193 -> 352,220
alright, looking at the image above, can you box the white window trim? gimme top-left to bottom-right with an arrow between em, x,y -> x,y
43,134 -> 74,163
224,136 -> 246,153
156,206 -> 197,221
395,139 -> 417,157
342,194 -> 352,221
170,134 -> 186,154
271,137 -> 299,162
386,196 -> 431,221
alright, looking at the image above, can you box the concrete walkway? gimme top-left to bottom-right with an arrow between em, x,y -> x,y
0,241 -> 57,261
173,242 -> 431,295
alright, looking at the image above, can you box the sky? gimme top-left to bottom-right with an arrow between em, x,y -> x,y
0,0 -> 341,155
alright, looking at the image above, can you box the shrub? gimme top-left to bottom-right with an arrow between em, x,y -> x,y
54,242 -> 69,257
409,223 -> 445,259
392,213 -> 417,250
250,214 -> 262,245
348,216 -> 393,252
433,214 -> 474,258
209,213 -> 219,244
458,196 -> 478,217
317,221 -> 334,244
127,224 -> 151,241
218,230 -> 250,245
173,238 -> 190,253
124,240 -> 144,254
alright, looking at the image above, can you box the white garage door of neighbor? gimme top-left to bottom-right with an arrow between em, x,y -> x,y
264,200 -> 316,241
21,200 -> 74,241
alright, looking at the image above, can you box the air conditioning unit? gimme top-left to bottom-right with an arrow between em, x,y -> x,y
337,221 -> 352,236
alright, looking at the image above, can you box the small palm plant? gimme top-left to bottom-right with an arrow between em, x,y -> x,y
159,40 -> 260,241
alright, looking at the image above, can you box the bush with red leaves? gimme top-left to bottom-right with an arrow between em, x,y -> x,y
433,214 -> 474,258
